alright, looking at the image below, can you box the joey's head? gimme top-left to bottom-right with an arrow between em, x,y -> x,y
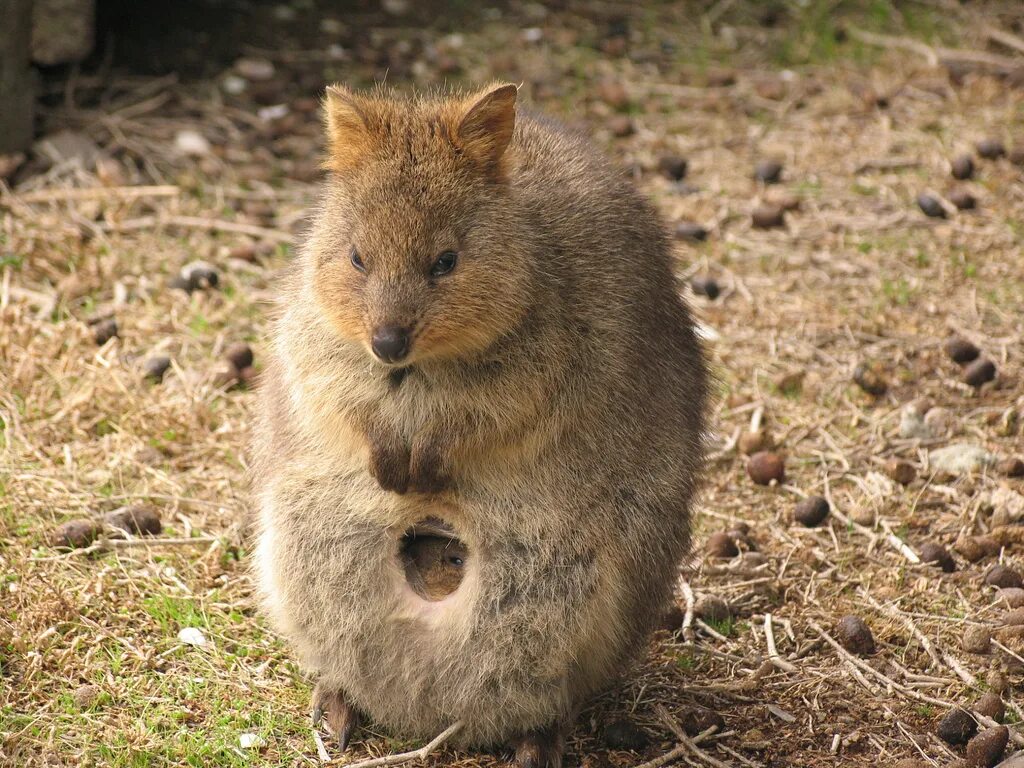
308,83 -> 534,367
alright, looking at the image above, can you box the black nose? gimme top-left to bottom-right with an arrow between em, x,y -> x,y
371,326 -> 411,363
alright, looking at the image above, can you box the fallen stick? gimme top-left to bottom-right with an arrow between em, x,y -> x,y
329,721 -> 462,768
10,185 -> 180,204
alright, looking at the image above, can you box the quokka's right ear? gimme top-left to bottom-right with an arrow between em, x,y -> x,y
323,85 -> 373,172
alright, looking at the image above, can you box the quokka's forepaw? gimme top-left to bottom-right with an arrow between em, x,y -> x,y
513,725 -> 564,768
312,682 -> 361,753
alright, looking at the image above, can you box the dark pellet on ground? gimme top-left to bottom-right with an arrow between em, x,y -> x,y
976,138 -> 1006,159
793,496 -> 829,527
917,193 -> 946,218
836,615 -> 875,655
690,275 -> 720,299
964,358 -> 996,387
946,337 -> 980,365
937,708 -> 977,746
143,355 -> 171,382
918,542 -> 955,573
754,160 -> 783,183
951,154 -> 974,180
657,155 -> 687,180
93,318 -> 118,346
674,221 -> 708,242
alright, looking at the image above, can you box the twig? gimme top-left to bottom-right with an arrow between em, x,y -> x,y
984,25 -> 1024,56
763,614 -> 799,674
656,707 -> 730,768
680,579 -> 696,642
163,215 -> 295,243
8,185 -> 180,204
313,728 -> 331,763
329,722 -> 462,767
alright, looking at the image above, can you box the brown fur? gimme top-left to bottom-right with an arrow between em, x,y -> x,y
251,83 -> 708,754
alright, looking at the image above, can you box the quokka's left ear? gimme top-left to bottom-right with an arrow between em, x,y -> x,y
322,84 -> 375,172
453,83 -> 518,173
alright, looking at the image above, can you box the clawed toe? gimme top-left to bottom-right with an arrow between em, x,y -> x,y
312,682 -> 361,753
513,725 -> 563,768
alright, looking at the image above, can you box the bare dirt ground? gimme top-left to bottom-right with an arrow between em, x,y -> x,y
3,2 -> 1024,766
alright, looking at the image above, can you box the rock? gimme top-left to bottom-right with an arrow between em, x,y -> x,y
179,261 -> 220,292
738,430 -> 770,456
885,458 -> 916,486
930,444 -> 994,475
956,535 -> 1000,563
963,625 -> 992,654
707,531 -> 739,559
51,519 -> 100,549
72,683 -> 101,709
853,362 -> 887,396
234,56 -> 275,81
976,139 -> 1006,160
747,451 -> 785,486
793,496 -> 829,527
92,318 -> 118,346
918,542 -> 955,572
998,458 -> 1024,478
946,337 -> 981,364
690,275 -> 719,299
177,627 -> 207,647
103,506 -> 161,536
967,726 -> 1008,767
601,719 -> 649,751
238,733 -> 266,750
34,130 -> 100,168
964,359 -> 997,387
657,155 -> 687,181
754,160 -> 783,184
751,204 -> 785,229
143,355 -> 171,383
694,594 -> 731,623
175,129 -> 211,157
975,693 -> 1005,723
938,708 -> 978,746
997,589 -> 1024,609
836,615 -> 875,655
952,154 -> 975,180
986,566 -> 1023,590
949,188 -> 977,210
679,707 -> 725,737
675,221 -> 708,242
224,342 -> 254,370
917,193 -> 946,218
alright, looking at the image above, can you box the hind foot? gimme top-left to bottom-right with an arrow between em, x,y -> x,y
513,725 -> 564,768
312,682 -> 361,753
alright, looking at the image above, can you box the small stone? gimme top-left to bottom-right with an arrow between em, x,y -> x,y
754,160 -> 783,183
72,684 -> 102,709
103,506 -> 161,536
949,188 -> 977,210
609,116 -> 635,138
998,458 -> 1024,478
793,496 -> 829,527
919,542 -> 955,572
951,154 -> 975,180
177,627 -> 207,647
601,719 -> 649,751
917,193 -> 946,218
93,318 -> 118,346
174,129 -> 211,157
747,451 -> 785,486
213,360 -> 241,388
751,204 -> 785,229
238,733 -> 266,750
235,56 -> 275,81
690,275 -> 719,299
674,221 -> 708,242
657,155 -> 688,181
853,362 -> 887,396
886,458 -> 916,486
986,566 -> 1023,590
143,355 -> 171,383
964,359 -> 997,387
836,615 -> 875,655
707,531 -> 739,559
997,589 -> 1024,608
931,444 -> 994,475
975,693 -> 1005,723
224,342 -> 254,370
966,726 -> 1008,767
180,261 -> 220,292
938,708 -> 978,746
976,139 -> 1006,160
679,708 -> 725,736
963,625 -> 992,654
694,594 -> 731,623
51,519 -> 101,549
946,337 -> 981,365
738,430 -> 770,456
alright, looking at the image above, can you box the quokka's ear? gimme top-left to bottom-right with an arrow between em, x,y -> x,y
454,84 -> 518,172
323,85 -> 373,171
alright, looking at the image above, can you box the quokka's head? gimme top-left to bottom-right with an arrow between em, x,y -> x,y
308,83 -> 534,367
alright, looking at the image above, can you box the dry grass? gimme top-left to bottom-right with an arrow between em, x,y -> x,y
3,1 -> 1024,766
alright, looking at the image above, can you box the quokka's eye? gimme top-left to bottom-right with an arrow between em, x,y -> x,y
350,247 -> 365,273
430,251 -> 458,278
